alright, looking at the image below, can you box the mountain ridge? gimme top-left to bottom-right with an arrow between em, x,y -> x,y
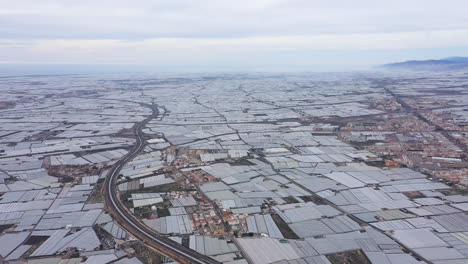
383,57 -> 468,71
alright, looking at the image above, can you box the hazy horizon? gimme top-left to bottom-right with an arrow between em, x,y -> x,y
2,0 -> 468,75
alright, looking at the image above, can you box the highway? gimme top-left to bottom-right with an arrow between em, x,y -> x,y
103,103 -> 220,264
384,87 -> 467,154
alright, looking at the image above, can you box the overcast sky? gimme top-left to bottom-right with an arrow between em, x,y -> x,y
2,0 -> 468,73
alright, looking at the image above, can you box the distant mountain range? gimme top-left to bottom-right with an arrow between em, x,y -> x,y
383,57 -> 468,71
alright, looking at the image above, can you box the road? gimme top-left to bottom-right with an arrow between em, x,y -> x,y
384,87 -> 468,154
103,103 -> 220,264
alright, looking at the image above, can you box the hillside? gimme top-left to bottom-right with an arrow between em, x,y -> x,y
383,57 -> 468,71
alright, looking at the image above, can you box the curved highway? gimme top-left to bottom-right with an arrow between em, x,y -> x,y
103,103 -> 220,264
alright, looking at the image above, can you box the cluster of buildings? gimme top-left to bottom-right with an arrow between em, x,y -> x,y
339,73 -> 468,187
0,72 -> 467,264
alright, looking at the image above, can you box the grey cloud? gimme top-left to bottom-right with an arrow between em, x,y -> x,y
1,0 -> 468,40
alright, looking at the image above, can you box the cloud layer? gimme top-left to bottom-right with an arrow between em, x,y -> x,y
2,0 -> 468,70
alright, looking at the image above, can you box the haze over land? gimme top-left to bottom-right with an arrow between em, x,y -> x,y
1,2 -> 468,264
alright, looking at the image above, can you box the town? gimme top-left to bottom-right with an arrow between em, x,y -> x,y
0,72 -> 467,264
